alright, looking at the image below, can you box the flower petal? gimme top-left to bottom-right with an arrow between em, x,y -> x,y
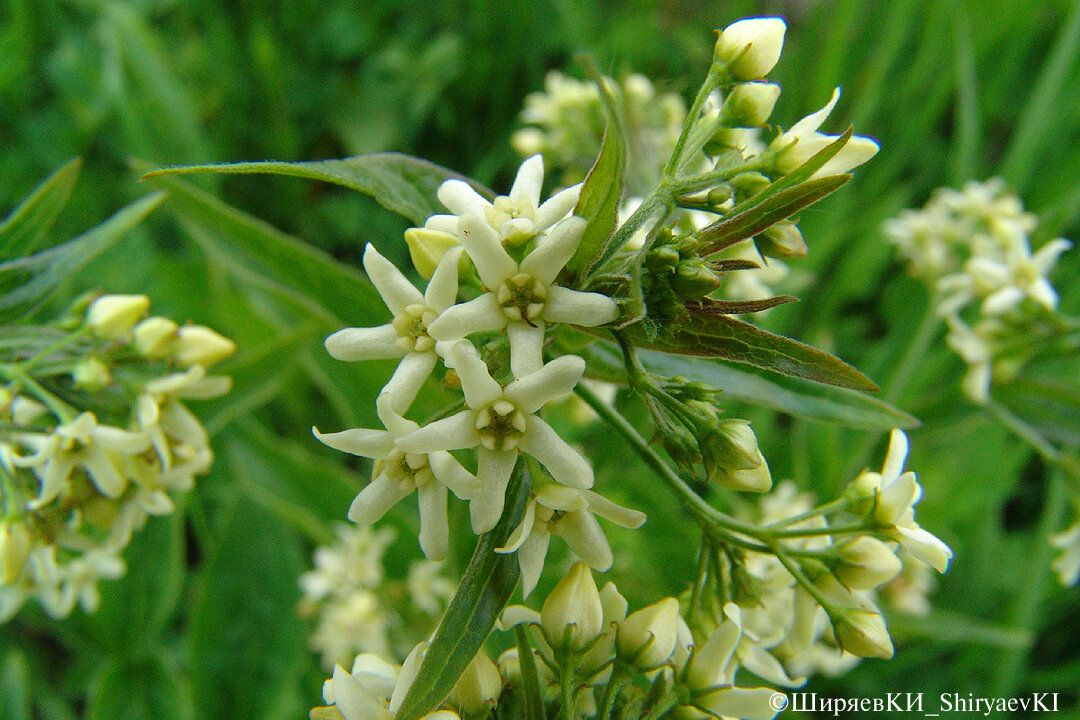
583,489 -> 646,528
381,352 -> 438,415
535,184 -> 582,231
881,429 -> 909,483
396,411 -> 480,454
497,498 -> 536,553
375,393 -> 420,437
450,343 -> 504,409
790,86 -> 840,136
519,416 -> 593,489
314,427 -> 395,459
348,473 -> 412,524
893,525 -> 953,573
471,448 -> 517,533
505,355 -> 586,413
417,482 -> 449,561
518,529 -> 551,599
363,244 -> 424,315
438,179 -> 491,218
551,509 -> 612,571
519,216 -> 586,285
425,247 -> 464,311
82,448 -> 127,498
510,155 -> 544,208
542,286 -> 619,327
325,325 -> 406,361
507,322 -> 546,378
429,450 -> 482,499
697,687 -> 779,720
427,294 -> 506,342
458,215 -> 516,289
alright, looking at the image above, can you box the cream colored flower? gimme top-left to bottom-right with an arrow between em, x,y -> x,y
770,88 -> 879,178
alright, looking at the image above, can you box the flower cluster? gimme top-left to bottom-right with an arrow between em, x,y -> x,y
0,294 -> 234,620
883,179 -> 1072,403
317,155 -> 643,594
299,524 -> 455,669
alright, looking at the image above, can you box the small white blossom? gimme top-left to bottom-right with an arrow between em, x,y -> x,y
314,394 -> 480,561
325,245 -> 465,413
319,644 -> 456,720
427,213 -> 618,377
1050,520 -> 1080,587
770,88 -> 879,178
396,345 -> 593,533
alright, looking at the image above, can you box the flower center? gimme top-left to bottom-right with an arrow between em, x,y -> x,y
486,195 -> 537,246
475,400 -> 527,451
496,273 -> 547,325
376,448 -> 434,490
392,304 -> 437,353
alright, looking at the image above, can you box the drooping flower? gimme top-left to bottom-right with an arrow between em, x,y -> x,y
314,394 -> 480,561
396,344 -> 593,533
427,214 -> 618,377
325,245 -> 466,414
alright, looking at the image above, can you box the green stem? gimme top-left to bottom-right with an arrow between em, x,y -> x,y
764,523 -> 879,540
0,368 -> 76,423
559,661 -> 576,720
664,73 -> 722,178
765,496 -> 851,529
16,326 -> 93,374
597,667 -> 628,720
765,539 -> 835,614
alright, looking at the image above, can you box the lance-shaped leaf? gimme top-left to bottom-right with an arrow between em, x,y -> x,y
579,338 -> 915,430
142,153 -> 492,225
621,310 -> 879,392
696,174 -> 849,256
0,157 -> 82,260
394,461 -> 530,720
0,192 -> 165,324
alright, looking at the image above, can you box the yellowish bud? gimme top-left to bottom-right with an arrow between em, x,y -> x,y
174,325 -> 236,368
714,18 -> 787,80
87,294 -> 150,339
540,561 -> 604,650
617,596 -> 681,669
134,316 -> 180,359
0,520 -> 33,584
834,537 -> 902,590
448,651 -> 502,716
405,228 -> 461,280
73,357 -> 111,390
832,607 -> 894,659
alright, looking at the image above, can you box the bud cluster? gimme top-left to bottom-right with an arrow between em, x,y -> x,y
0,294 -> 234,619
883,179 -> 1073,403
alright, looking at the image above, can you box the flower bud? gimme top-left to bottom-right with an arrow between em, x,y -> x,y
673,263 -> 721,300
617,596 -> 682,669
540,561 -> 604,651
722,82 -> 781,127
10,396 -> 48,426
0,520 -> 33,584
448,650 -> 502,716
714,18 -> 786,80
174,325 -> 236,368
73,357 -> 111,390
134,316 -> 180,359
730,171 -> 772,195
834,537 -> 902,590
405,228 -> 461,280
757,221 -> 808,259
87,294 -> 150,339
831,607 -> 894,659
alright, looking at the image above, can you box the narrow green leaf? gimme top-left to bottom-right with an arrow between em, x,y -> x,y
0,192 -> 165,323
86,656 -> 195,720
0,649 -> 31,720
581,340 -> 915,430
143,153 -> 492,225
395,461 -> 530,720
138,165 -> 380,328
622,311 -> 879,392
697,175 -> 850,256
514,626 -> 546,720
0,158 -> 82,260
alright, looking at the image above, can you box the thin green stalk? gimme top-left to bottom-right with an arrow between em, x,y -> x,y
765,496 -> 851,529
560,661 -> 576,720
1,368 -> 76,423
664,72 -> 722,178
764,523 -> 878,540
597,667 -> 628,720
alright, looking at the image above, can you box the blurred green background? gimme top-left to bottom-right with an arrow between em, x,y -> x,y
2,0 -> 1079,718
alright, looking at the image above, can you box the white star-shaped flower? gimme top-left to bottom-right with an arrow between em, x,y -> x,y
495,481 -> 646,598
857,430 -> 953,573
396,343 -> 593,533
314,394 -> 480,561
325,245 -> 465,414
770,88 -> 879,178
426,214 -> 618,378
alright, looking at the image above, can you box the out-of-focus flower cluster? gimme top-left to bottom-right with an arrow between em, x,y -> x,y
883,179 -> 1072,404
0,294 -> 234,620
299,524 -> 455,669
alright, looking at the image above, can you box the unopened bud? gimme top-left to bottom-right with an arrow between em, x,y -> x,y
174,325 -> 236,368
540,561 -> 604,651
10,396 -> 48,426
757,221 -> 808,259
73,357 -> 111,390
673,263 -> 721,300
617,596 -> 681,669
87,294 -> 150,339
134,317 -> 180,359
723,82 -> 781,127
0,520 -> 33,584
405,227 -> 461,280
448,650 -> 502,716
730,171 -> 772,196
714,18 -> 787,80
831,606 -> 894,659
834,537 -> 902,590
